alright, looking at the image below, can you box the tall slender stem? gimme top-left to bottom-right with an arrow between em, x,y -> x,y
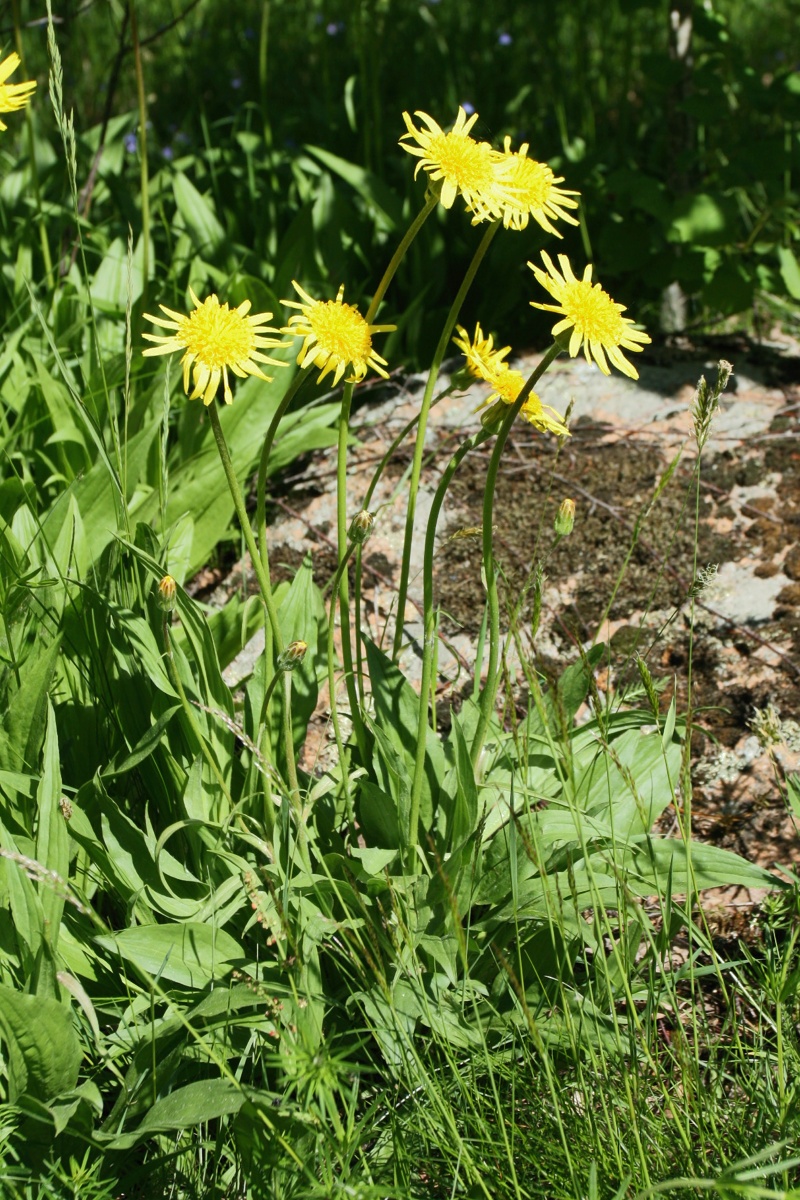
407,426 -> 491,852
335,383 -> 366,758
130,1 -> 150,307
332,193 -> 438,738
365,193 -> 438,323
12,0 -> 53,284
326,543 -> 359,824
208,403 -> 304,844
256,365 -> 313,647
471,342 -> 561,768
392,220 -> 500,659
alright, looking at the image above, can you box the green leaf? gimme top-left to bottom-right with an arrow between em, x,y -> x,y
668,193 -> 738,246
101,1078 -> 247,1150
0,821 -> 46,968
95,922 -> 246,988
276,554 -> 325,754
623,838 -> 784,895
364,637 -> 446,834
0,984 -> 82,1102
173,173 -> 226,254
101,704 -> 182,778
304,145 -> 403,231
34,703 -> 69,956
91,234 -> 149,311
45,415 -> 161,565
0,635 -> 62,774
357,780 -> 403,850
778,246 -> 800,300
446,712 -> 479,851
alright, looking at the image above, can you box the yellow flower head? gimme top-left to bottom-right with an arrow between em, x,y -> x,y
0,52 -> 36,131
399,107 -> 511,218
520,391 -> 571,438
465,335 -> 570,438
529,251 -> 651,379
486,138 -> 580,235
453,322 -> 512,379
281,282 -> 395,386
142,290 -> 289,405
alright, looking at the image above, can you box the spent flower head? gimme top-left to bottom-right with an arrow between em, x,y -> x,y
529,251 -> 651,379
0,52 -> 36,131
400,107 -> 513,219
143,290 -> 289,405
281,282 -> 395,386
471,138 -> 580,235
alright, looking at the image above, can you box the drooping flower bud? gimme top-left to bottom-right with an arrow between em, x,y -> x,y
157,574 -> 177,611
278,640 -> 308,672
554,498 -> 575,537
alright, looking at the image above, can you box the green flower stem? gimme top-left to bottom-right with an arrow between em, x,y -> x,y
332,196 -> 439,753
207,403 -> 304,842
326,542 -> 359,820
392,219 -> 500,660
407,425 -> 492,853
362,385 -> 456,512
335,382 -> 367,761
256,365 -> 314,657
129,2 -> 150,307
471,342 -> 562,768
354,544 -> 366,705
12,0 -> 53,284
365,192 -> 438,323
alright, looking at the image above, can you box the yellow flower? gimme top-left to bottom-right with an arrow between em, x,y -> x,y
529,251 -> 651,379
484,138 -> 580,235
453,322 -> 512,379
471,355 -> 570,439
142,290 -> 288,405
281,282 -> 395,386
0,52 -> 36,131
399,107 -> 511,218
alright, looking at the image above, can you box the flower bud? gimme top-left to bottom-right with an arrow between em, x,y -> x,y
349,510 -> 375,545
479,399 -> 506,433
554,498 -> 575,537
278,640 -> 308,672
157,574 -> 177,611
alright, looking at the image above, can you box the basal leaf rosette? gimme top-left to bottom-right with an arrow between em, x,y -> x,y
281,282 -> 395,386
143,290 -> 289,405
529,251 -> 651,379
399,107 -> 514,220
0,53 -> 36,131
